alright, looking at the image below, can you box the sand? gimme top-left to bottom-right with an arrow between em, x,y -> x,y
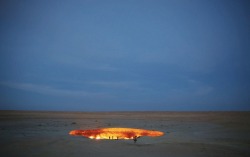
0,111 -> 250,157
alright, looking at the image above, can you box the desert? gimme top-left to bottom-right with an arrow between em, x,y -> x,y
0,111 -> 249,157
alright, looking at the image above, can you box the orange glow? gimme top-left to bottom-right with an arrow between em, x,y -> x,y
69,127 -> 164,140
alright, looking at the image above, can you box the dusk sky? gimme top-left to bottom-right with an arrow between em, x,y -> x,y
0,0 -> 250,111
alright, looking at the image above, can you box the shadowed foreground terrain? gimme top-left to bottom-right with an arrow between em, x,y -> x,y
0,111 -> 250,157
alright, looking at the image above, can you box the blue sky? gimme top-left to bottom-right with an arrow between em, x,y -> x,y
0,0 -> 250,111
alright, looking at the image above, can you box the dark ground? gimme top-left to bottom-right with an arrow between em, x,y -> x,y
0,111 -> 250,157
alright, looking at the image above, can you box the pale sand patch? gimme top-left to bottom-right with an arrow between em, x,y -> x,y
0,111 -> 249,157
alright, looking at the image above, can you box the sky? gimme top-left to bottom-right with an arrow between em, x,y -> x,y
0,0 -> 250,111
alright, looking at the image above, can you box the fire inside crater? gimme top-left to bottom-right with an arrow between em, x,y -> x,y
69,127 -> 164,142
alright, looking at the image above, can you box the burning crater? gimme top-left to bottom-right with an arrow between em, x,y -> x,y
69,128 -> 164,142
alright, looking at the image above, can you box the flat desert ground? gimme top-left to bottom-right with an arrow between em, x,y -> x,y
0,111 -> 250,157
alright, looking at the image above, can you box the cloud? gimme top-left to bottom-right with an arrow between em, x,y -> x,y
49,53 -> 118,71
193,86 -> 214,96
90,81 -> 147,91
0,81 -> 109,98
165,78 -> 214,102
91,81 -> 132,88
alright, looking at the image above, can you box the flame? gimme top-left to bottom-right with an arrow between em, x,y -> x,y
69,127 -> 164,140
